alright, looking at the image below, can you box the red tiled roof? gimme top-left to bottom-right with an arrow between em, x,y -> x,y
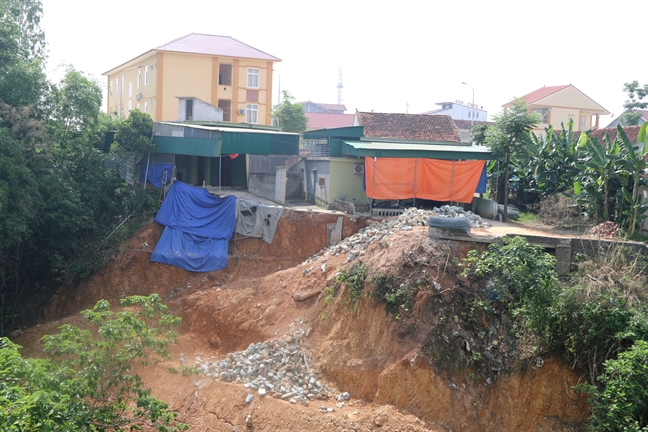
587,125 -> 641,144
305,113 -> 355,130
356,112 -> 460,141
503,85 -> 569,107
155,33 -> 280,61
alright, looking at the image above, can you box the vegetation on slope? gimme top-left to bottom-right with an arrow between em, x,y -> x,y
331,236 -> 648,431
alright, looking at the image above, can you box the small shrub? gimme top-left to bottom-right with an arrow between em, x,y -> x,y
337,263 -> 369,313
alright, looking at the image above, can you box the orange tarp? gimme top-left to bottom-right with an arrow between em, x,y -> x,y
365,157 -> 486,203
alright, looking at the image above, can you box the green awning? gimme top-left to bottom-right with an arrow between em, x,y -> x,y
341,140 -> 496,160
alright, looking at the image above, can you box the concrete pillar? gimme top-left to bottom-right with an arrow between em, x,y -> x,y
275,167 -> 287,205
555,239 -> 572,276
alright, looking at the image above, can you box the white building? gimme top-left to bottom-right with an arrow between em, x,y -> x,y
422,101 -> 487,122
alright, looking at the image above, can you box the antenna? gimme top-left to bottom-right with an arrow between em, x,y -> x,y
337,68 -> 343,105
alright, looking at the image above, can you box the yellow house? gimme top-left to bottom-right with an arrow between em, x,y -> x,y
503,84 -> 610,134
103,33 -> 280,124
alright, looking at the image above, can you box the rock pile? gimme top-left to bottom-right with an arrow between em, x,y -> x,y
588,221 -> 620,238
303,207 -> 490,264
191,335 -> 334,405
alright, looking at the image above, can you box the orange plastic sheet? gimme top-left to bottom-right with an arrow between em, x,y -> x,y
365,157 -> 486,203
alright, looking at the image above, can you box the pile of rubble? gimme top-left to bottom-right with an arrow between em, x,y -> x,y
303,207 -> 490,264
189,325 -> 339,407
588,221 -> 620,238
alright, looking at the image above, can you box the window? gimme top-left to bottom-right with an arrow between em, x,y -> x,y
137,69 -> 141,88
128,83 -> 132,97
219,64 -> 232,85
218,100 -> 231,121
110,81 -> 113,96
246,104 -> 258,123
476,112 -> 479,119
136,103 -> 140,111
128,100 -> 132,111
144,101 -> 148,113
144,66 -> 149,85
247,68 -> 259,88
581,117 -> 587,128
568,114 -> 574,123
121,76 -> 124,94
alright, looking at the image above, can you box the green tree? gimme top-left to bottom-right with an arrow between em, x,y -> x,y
486,98 -> 538,221
111,109 -> 155,155
618,81 -> 648,126
272,90 -> 308,133
0,0 -> 47,107
46,66 -> 103,145
0,294 -> 187,431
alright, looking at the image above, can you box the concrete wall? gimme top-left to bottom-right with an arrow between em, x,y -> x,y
249,174 -> 275,201
177,98 -> 224,122
304,159 -> 331,207
329,157 -> 367,204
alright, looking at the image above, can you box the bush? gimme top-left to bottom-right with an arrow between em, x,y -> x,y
0,294 -> 186,431
462,236 -> 558,339
584,340 -> 648,431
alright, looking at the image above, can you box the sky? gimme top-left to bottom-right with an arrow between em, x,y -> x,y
41,0 -> 648,124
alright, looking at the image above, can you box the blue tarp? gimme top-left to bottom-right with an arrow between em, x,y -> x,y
151,227 -> 229,272
475,164 -> 487,194
151,181 -> 236,272
141,162 -> 174,188
154,181 -> 237,238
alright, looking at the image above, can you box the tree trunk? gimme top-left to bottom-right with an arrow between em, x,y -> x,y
503,150 -> 509,222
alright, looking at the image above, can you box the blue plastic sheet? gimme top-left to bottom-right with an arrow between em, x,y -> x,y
475,164 -> 487,194
154,181 -> 237,238
150,227 -> 229,272
151,181 -> 236,272
140,163 -> 174,188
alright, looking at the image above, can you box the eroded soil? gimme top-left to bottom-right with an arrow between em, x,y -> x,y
14,211 -> 590,431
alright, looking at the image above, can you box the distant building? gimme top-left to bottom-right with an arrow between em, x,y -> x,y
103,33 -> 280,124
606,109 -> 648,128
300,101 -> 346,114
503,84 -> 610,134
422,101 -> 487,122
299,101 -> 354,130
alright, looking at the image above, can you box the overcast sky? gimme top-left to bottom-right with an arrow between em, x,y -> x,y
42,0 -> 647,124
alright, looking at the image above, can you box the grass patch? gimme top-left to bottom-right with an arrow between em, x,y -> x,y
516,211 -> 539,223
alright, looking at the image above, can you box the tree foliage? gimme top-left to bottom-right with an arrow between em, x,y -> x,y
485,98 -> 538,220
618,81 -> 648,126
0,294 -> 187,431
272,90 -> 308,133
111,109 -> 155,155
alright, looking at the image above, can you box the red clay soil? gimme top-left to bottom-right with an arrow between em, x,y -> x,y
15,212 -> 590,431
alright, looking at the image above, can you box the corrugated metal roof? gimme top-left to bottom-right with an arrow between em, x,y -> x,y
342,140 -> 495,160
157,122 -> 298,136
155,33 -> 280,61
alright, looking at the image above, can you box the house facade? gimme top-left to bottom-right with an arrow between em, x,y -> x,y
422,101 -> 488,122
103,33 -> 280,124
504,84 -> 610,134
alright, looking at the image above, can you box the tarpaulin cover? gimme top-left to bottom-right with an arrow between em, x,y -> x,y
154,181 -> 237,238
365,158 -> 486,203
150,227 -> 229,272
476,163 -> 487,194
151,181 -> 236,272
140,162 -> 174,188
235,198 -> 284,244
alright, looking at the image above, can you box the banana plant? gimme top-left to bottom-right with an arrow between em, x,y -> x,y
617,123 -> 648,235
577,131 -> 624,222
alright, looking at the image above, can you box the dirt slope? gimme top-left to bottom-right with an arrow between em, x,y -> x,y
15,212 -> 590,431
